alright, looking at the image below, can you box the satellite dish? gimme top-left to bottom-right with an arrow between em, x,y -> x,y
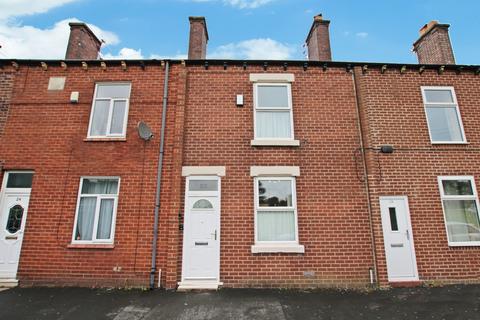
137,121 -> 154,141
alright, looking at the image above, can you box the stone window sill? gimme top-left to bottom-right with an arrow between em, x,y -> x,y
250,139 -> 300,147
84,138 -> 127,142
68,243 -> 115,249
251,244 -> 305,254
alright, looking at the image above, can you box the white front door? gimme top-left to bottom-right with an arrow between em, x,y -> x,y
0,172 -> 33,281
180,176 -> 221,288
380,196 -> 418,282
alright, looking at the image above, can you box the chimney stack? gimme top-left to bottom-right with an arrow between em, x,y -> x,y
188,17 -> 209,60
413,21 -> 455,65
65,22 -> 102,60
305,14 -> 332,61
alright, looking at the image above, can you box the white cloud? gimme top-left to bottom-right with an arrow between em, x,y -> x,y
191,0 -> 276,9
0,0 -> 78,20
102,48 -> 143,59
209,38 -> 295,60
150,53 -> 188,60
0,18 -> 120,59
356,32 -> 369,38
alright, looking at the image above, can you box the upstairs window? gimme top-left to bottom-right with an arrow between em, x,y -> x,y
438,176 -> 480,246
88,83 -> 131,138
254,83 -> 294,140
421,87 -> 465,143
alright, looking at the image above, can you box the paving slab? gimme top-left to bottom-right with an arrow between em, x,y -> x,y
0,285 -> 479,320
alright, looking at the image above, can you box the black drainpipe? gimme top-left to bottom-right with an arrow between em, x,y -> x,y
352,68 -> 379,286
150,60 -> 170,289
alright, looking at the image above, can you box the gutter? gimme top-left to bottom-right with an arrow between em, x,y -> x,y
351,68 -> 379,286
150,60 -> 170,289
2,59 -> 479,71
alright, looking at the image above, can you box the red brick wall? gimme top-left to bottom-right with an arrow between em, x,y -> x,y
5,60 -> 480,290
179,65 -> 374,288
357,66 -> 480,284
0,63 -> 181,287
0,71 -> 14,138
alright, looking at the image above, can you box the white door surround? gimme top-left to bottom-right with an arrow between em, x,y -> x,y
379,196 -> 419,282
0,171 -> 33,287
178,176 -> 222,290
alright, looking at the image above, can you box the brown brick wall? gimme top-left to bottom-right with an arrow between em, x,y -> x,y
357,67 -> 480,284
179,65 -> 374,288
0,63 -> 180,287
0,71 -> 14,138
3,60 -> 480,289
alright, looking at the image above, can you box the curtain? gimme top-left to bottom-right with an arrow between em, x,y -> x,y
110,101 -> 126,134
445,199 -> 480,242
82,179 -> 118,195
76,197 -> 96,240
256,111 -> 291,138
97,199 -> 114,239
257,210 -> 295,241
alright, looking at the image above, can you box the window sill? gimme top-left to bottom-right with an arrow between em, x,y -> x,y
84,138 -> 127,142
68,243 -> 115,249
431,141 -> 468,145
251,244 -> 305,254
448,242 -> 480,247
251,139 -> 300,147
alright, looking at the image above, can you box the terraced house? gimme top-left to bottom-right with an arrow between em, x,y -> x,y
0,14 -> 479,290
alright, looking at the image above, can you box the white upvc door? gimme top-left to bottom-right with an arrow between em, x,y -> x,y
179,176 -> 221,289
380,196 -> 419,282
0,178 -> 32,281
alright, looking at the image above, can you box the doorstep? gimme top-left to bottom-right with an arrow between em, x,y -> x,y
0,279 -> 18,288
177,281 -> 223,291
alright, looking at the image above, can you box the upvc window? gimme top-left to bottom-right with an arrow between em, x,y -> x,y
72,177 -> 120,244
88,83 -> 131,138
254,83 -> 294,140
254,177 -> 298,243
438,176 -> 480,246
421,87 -> 466,143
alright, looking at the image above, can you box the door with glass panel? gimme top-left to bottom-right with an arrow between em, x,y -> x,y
0,172 -> 34,280
379,196 -> 418,281
181,177 -> 221,284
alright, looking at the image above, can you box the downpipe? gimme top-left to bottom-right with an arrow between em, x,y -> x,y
150,61 -> 170,289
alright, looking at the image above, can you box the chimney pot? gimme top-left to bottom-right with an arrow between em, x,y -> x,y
413,20 -> 455,65
65,22 -> 102,60
188,17 -> 209,60
305,14 -> 332,61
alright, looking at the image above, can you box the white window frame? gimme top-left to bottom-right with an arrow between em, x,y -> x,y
438,176 -> 480,247
252,82 -> 296,143
87,82 -> 131,139
421,86 -> 467,144
252,176 -> 304,253
71,176 -> 120,244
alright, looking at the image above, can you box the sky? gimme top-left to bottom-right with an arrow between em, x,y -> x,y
0,0 -> 479,64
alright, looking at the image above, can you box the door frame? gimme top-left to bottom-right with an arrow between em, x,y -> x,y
0,171 -> 34,281
379,196 -> 419,282
180,175 -> 222,285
